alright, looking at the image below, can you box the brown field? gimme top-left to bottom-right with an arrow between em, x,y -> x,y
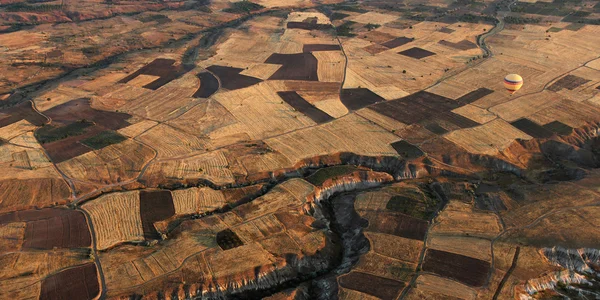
427,235 -> 492,261
421,249 -> 491,287
339,271 -> 405,300
40,263 -> 100,300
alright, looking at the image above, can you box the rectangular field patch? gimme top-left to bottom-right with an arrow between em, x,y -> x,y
361,211 -> 429,241
421,249 -> 491,287
139,190 -> 175,240
548,74 -> 591,91
339,271 -> 405,299
398,47 -> 436,59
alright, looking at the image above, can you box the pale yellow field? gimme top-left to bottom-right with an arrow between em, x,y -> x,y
313,51 -> 345,83
137,124 -> 209,158
265,114 -> 400,164
452,104 -> 497,124
407,274 -> 477,300
117,120 -> 158,138
0,120 -> 37,141
82,190 -> 144,250
239,63 -> 281,80
427,81 -> 471,99
57,139 -> 154,185
171,187 -> 226,216
119,86 -> 200,122
212,82 -> 315,140
489,90 -> 564,122
347,12 -> 400,25
527,99 -> 600,127
444,119 -> 532,155
431,200 -> 502,238
142,150 -> 236,185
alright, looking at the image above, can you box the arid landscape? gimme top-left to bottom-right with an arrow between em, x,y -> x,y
1,0 -> 600,299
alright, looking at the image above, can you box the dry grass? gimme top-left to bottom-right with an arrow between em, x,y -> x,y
407,274 -> 477,300
431,200 -> 502,238
313,51 -> 345,83
141,150 -> 235,186
137,124 -> 208,158
172,187 -> 226,216
57,139 -> 154,185
444,119 -> 532,155
117,120 -> 158,138
265,114 -> 399,164
239,63 -> 281,80
212,82 -> 315,140
347,12 -> 399,25
452,104 -> 497,124
82,190 -> 144,250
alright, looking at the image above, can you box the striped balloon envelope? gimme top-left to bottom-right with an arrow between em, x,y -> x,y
504,74 -> 523,95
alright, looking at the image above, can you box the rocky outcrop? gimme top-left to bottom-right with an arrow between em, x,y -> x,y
518,247 -> 600,299
306,170 -> 393,206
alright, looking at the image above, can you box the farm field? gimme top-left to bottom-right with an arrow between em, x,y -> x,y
1,0 -> 600,299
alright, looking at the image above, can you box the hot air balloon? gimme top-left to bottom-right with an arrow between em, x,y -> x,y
504,74 -> 523,95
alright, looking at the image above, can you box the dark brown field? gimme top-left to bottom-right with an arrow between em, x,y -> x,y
193,72 -> 220,98
40,263 -> 100,300
206,65 -> 263,90
548,74 -> 591,91
41,128 -> 104,163
139,190 -> 175,240
266,53 -> 319,81
370,91 -> 479,129
118,58 -> 194,90
216,228 -> 244,250
390,140 -> 425,159
339,271 -> 405,300
423,122 -> 449,134
0,208 -> 91,249
381,37 -> 414,49
364,43 -> 390,54
286,22 -> 333,31
0,101 -> 47,128
43,99 -> 131,130
398,47 -> 436,59
37,98 -> 132,162
340,88 -> 385,110
511,118 -> 554,138
456,87 -> 494,104
362,211 -> 429,240
277,91 -> 333,124
302,44 -> 341,52
543,120 -> 573,135
421,249 -> 491,287
439,27 -> 455,33
438,39 -> 477,50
